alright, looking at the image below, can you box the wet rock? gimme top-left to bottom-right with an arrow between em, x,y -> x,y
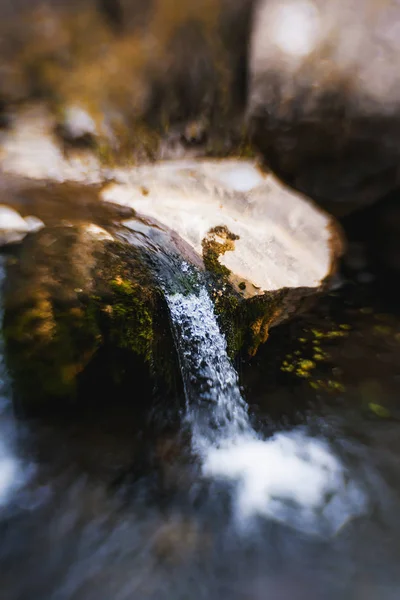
3,222 -> 176,412
248,0 -> 400,213
102,158 -> 343,354
0,173 -> 134,230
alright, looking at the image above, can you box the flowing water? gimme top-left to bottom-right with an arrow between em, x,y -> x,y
1,208 -> 400,599
165,267 -> 366,537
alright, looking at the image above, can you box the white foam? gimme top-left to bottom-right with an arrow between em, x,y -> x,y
204,432 -> 366,536
166,280 -> 366,536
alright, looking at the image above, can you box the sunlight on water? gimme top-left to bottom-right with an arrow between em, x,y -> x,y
166,273 -> 367,536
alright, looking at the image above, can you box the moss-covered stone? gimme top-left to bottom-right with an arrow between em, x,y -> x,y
210,276 -> 289,358
202,225 -> 239,279
2,224 -> 174,412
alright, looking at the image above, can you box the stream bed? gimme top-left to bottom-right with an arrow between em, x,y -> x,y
0,201 -> 400,600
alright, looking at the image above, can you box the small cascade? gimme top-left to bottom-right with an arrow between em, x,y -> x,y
166,283 -> 254,454
165,262 -> 367,536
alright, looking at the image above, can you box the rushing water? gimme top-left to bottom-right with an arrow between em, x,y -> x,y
165,267 -> 366,537
166,282 -> 251,449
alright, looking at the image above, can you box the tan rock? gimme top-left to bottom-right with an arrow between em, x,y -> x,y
102,159 -> 342,293
101,158 -> 344,351
0,107 -> 343,354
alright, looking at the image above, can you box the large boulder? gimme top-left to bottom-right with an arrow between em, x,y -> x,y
248,0 -> 400,213
101,158 -> 343,354
0,110 -> 343,358
2,221 -> 177,413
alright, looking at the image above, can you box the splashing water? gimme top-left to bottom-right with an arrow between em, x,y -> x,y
166,285 -> 252,452
165,267 -> 367,536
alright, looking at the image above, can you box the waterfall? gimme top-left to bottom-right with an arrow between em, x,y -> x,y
165,284 -> 253,453
165,263 -> 367,536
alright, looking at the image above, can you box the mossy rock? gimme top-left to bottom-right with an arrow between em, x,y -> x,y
102,158 -> 343,356
3,223 -> 177,412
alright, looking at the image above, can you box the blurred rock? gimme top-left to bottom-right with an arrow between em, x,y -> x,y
3,222 -> 175,413
248,0 -> 400,212
0,204 -> 43,246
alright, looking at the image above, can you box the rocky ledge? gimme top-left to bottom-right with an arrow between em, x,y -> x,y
0,108 -> 343,407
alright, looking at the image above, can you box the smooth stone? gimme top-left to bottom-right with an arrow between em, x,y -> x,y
101,159 -> 343,296
0,205 -> 44,246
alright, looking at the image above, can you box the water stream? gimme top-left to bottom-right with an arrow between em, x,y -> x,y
164,263 -> 366,536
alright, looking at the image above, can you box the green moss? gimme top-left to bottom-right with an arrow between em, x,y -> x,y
214,286 -> 287,358
2,229 -> 164,407
202,225 -> 239,279
369,403 -> 391,418
4,295 -> 103,402
213,289 -> 242,358
106,277 -> 154,360
242,291 -> 285,356
309,327 -> 348,340
298,359 -> 315,371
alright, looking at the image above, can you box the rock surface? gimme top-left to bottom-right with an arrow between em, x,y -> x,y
103,159 -> 341,293
248,0 -> 400,212
102,158 -> 343,352
0,106 -> 102,184
1,1 -> 400,212
3,222 -> 177,411
0,109 -> 343,356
